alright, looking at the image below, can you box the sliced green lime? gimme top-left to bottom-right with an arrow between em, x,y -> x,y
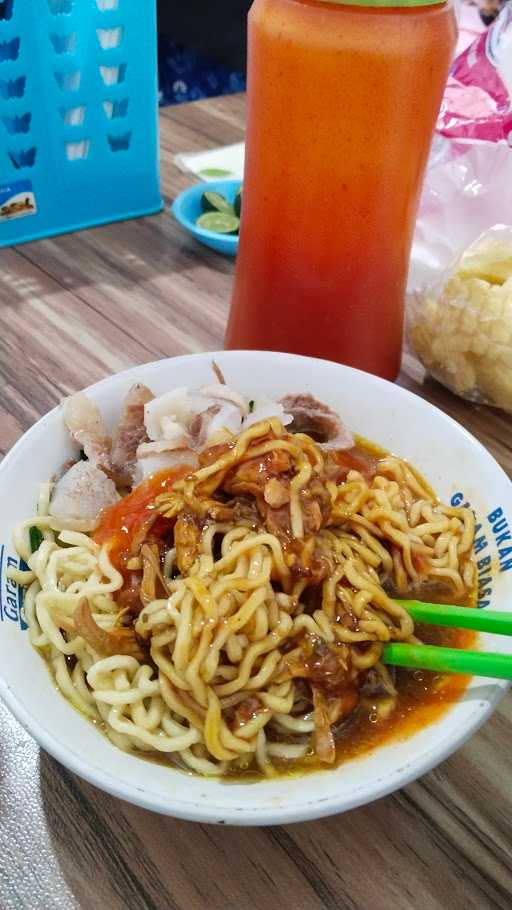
234,189 -> 242,218
198,167 -> 232,178
196,212 -> 240,235
201,191 -> 234,215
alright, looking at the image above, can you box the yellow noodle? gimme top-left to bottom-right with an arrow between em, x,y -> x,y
9,418 -> 476,777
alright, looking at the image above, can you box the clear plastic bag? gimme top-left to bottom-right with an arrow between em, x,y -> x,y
409,225 -> 512,411
410,139 -> 512,293
407,7 -> 512,411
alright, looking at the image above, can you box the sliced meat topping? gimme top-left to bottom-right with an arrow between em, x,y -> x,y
63,393 -> 112,470
111,383 -> 154,480
280,393 -> 353,448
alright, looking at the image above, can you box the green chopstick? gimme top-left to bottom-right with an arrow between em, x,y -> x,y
380,599 -> 512,680
396,600 -> 512,636
383,642 -> 512,681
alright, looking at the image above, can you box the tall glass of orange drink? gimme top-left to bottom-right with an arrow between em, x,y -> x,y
225,0 -> 457,380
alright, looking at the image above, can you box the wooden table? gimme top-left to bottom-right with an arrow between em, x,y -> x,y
1,94 -> 511,910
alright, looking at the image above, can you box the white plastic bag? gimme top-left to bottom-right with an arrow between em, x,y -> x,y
409,139 -> 512,292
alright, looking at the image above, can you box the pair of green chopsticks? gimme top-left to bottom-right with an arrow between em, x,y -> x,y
382,600 -> 512,681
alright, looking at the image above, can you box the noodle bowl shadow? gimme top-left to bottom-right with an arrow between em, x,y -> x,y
0,351 -> 511,825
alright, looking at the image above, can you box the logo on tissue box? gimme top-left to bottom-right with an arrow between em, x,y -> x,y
0,179 -> 37,221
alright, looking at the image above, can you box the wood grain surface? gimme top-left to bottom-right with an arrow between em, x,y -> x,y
1,94 -> 511,910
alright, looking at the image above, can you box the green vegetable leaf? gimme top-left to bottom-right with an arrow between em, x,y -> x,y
29,526 -> 43,553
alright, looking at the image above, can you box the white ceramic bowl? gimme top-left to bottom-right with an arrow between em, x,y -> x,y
1,351 -> 511,825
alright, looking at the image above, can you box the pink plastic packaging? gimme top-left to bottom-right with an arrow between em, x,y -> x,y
438,6 -> 512,144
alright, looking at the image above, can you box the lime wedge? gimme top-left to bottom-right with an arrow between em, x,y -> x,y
234,189 -> 242,218
196,212 -> 240,235
198,167 -> 232,178
201,191 -> 234,215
